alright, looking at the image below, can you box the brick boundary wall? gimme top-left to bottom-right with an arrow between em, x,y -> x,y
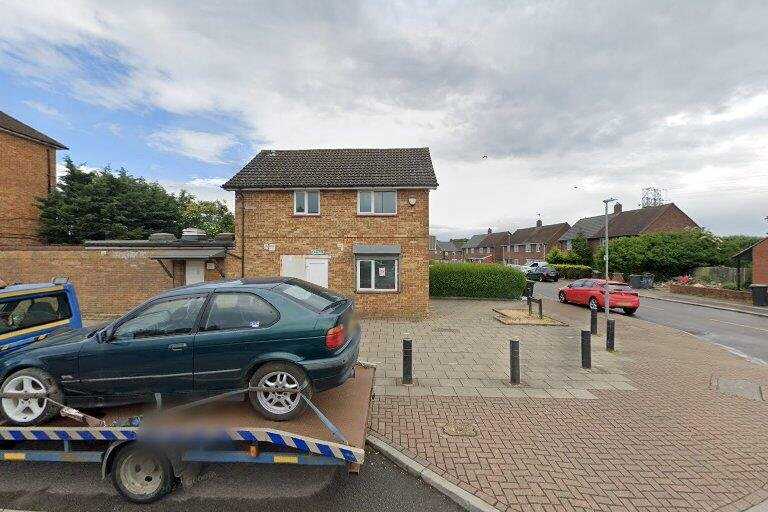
0,245 -> 175,321
668,283 -> 752,304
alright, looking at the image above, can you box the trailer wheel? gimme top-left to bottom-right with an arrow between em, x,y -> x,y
111,444 -> 175,504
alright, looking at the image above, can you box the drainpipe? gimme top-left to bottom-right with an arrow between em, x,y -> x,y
238,191 -> 246,278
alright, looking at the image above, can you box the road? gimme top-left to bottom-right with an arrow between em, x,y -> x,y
535,280 -> 768,364
0,446 -> 462,512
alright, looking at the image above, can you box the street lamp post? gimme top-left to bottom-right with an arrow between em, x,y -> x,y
603,198 -> 617,323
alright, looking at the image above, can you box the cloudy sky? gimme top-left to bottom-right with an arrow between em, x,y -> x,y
2,0 -> 767,238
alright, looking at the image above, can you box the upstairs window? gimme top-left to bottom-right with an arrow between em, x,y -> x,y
358,190 -> 396,215
294,190 -> 320,215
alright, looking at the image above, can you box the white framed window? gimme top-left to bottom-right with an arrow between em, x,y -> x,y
516,244 -> 524,252
294,190 -> 320,215
358,190 -> 397,215
525,244 -> 531,253
357,258 -> 398,291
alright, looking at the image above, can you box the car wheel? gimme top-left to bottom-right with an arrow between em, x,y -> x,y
558,291 -> 568,303
623,307 -> 637,316
0,368 -> 61,426
111,444 -> 175,504
249,362 -> 312,421
588,297 -> 601,311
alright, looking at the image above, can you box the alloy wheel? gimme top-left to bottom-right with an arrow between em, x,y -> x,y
257,371 -> 301,415
1,375 -> 47,423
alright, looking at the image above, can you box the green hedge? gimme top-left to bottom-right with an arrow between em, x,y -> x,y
551,264 -> 593,279
429,262 -> 526,299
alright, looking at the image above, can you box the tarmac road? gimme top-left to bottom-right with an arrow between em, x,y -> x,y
0,446 -> 463,512
535,280 -> 768,364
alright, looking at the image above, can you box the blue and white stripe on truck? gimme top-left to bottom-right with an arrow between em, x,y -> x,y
0,426 -> 364,463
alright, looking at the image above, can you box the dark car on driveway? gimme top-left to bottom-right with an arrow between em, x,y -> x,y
526,265 -> 559,282
0,278 -> 361,426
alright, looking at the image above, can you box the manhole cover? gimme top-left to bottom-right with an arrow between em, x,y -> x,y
442,423 -> 478,437
713,377 -> 764,401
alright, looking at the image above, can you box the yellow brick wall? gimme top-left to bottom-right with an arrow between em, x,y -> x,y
0,131 -> 56,245
227,189 -> 430,318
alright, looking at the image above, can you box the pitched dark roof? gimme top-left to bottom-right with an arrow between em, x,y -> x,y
223,147 -> 438,190
732,237 -> 768,260
593,204 -> 673,238
510,223 -> 570,244
0,111 -> 68,149
437,240 -> 458,252
464,233 -> 488,249
478,231 -> 512,247
559,214 -> 615,241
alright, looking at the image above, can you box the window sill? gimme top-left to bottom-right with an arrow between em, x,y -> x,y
292,213 -> 321,217
356,289 -> 399,294
357,213 -> 397,217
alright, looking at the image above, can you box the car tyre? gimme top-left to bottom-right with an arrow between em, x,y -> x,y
623,307 -> 637,316
588,297 -> 601,311
0,368 -> 61,426
249,362 -> 312,421
111,443 -> 175,504
558,291 -> 567,303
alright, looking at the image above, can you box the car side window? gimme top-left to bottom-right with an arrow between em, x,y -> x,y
202,293 -> 279,332
0,293 -> 72,335
113,296 -> 205,340
570,280 -> 584,288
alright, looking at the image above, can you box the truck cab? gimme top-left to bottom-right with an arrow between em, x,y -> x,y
0,278 -> 82,355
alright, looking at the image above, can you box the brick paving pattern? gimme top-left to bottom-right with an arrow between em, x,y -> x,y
365,299 -> 768,511
360,300 -> 634,399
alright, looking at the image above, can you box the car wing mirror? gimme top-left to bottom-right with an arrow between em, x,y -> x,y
98,325 -> 114,343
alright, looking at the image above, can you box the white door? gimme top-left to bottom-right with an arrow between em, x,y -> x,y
305,258 -> 329,288
185,260 -> 205,285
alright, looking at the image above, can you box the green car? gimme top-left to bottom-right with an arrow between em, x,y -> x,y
0,278 -> 360,426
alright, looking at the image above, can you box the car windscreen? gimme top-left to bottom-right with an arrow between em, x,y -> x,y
607,284 -> 634,292
274,281 -> 346,311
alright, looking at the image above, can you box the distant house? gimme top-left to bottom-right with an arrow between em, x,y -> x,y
559,203 -> 699,251
222,147 -> 438,318
476,231 -> 513,263
463,230 -> 493,262
732,237 -> 768,288
504,220 -> 570,265
435,240 -> 461,261
0,111 -> 68,245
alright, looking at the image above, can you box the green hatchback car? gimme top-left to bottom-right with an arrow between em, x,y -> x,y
0,278 -> 361,426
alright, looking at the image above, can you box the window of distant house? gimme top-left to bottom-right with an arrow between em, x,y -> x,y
514,259 -> 519,264
565,240 -> 572,250
294,190 -> 320,215
357,258 -> 398,292
525,244 -> 531,252
358,190 -> 397,215
516,244 -> 524,252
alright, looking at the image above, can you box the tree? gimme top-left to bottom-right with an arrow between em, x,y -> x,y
571,234 -> 592,265
38,157 -> 234,244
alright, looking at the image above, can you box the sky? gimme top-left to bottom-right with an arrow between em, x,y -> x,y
1,0 -> 767,240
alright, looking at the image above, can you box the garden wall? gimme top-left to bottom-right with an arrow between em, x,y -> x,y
668,283 -> 752,304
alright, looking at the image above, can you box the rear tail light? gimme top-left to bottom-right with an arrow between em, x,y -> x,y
326,325 -> 346,350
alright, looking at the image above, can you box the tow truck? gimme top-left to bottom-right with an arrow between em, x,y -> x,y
0,362 -> 375,503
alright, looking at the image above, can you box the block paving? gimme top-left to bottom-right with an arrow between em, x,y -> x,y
365,299 -> 768,511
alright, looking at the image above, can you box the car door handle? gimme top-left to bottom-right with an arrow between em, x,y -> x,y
168,343 -> 188,351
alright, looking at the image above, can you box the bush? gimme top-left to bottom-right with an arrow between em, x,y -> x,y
546,248 -> 583,265
551,264 -> 593,279
429,262 -> 526,299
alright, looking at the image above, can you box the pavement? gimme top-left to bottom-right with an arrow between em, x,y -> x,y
365,298 -> 768,511
535,280 -> 768,364
0,447 -> 463,512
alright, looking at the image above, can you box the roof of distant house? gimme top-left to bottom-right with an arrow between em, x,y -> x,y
0,111 -> 68,149
510,222 -> 570,245
223,147 -> 438,190
559,214 -> 615,241
437,240 -> 458,252
478,231 -> 512,247
593,203 -> 695,238
464,233 -> 489,249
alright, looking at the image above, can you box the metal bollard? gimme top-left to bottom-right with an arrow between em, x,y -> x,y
537,299 -> 543,319
509,339 -> 520,384
580,330 -> 592,369
527,296 -> 532,316
402,338 -> 413,385
606,319 -> 615,351
590,309 -> 598,335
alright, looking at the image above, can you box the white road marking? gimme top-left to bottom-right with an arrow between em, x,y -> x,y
709,319 -> 768,332
638,304 -> 665,311
713,343 -> 768,365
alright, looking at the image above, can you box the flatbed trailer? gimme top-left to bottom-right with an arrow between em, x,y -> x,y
0,364 -> 375,503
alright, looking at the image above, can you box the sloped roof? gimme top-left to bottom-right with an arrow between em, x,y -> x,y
223,147 -> 438,190
437,240 -> 458,251
593,204 -> 673,238
464,233 -> 489,249
510,223 -> 570,244
559,214 -> 615,241
732,237 -> 768,259
0,111 -> 68,149
478,231 -> 512,247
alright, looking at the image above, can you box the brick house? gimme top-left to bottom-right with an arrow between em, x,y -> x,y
462,232 -> 492,262
503,220 -> 570,265
222,148 -> 438,318
0,111 -> 68,245
435,240 -> 462,261
559,202 -> 699,251
475,230 -> 512,263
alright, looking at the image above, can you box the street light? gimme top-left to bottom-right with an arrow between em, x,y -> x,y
603,197 -> 617,322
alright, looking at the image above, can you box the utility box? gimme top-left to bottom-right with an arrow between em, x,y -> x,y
750,284 -> 768,307
629,273 -> 654,289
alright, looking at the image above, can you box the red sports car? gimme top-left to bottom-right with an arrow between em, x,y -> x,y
557,279 -> 640,315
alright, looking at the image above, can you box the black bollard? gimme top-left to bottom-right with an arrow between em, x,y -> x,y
509,339 -> 520,384
537,299 -> 543,319
590,309 -> 598,335
402,338 -> 413,385
527,296 -> 532,316
606,319 -> 615,351
580,330 -> 592,369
